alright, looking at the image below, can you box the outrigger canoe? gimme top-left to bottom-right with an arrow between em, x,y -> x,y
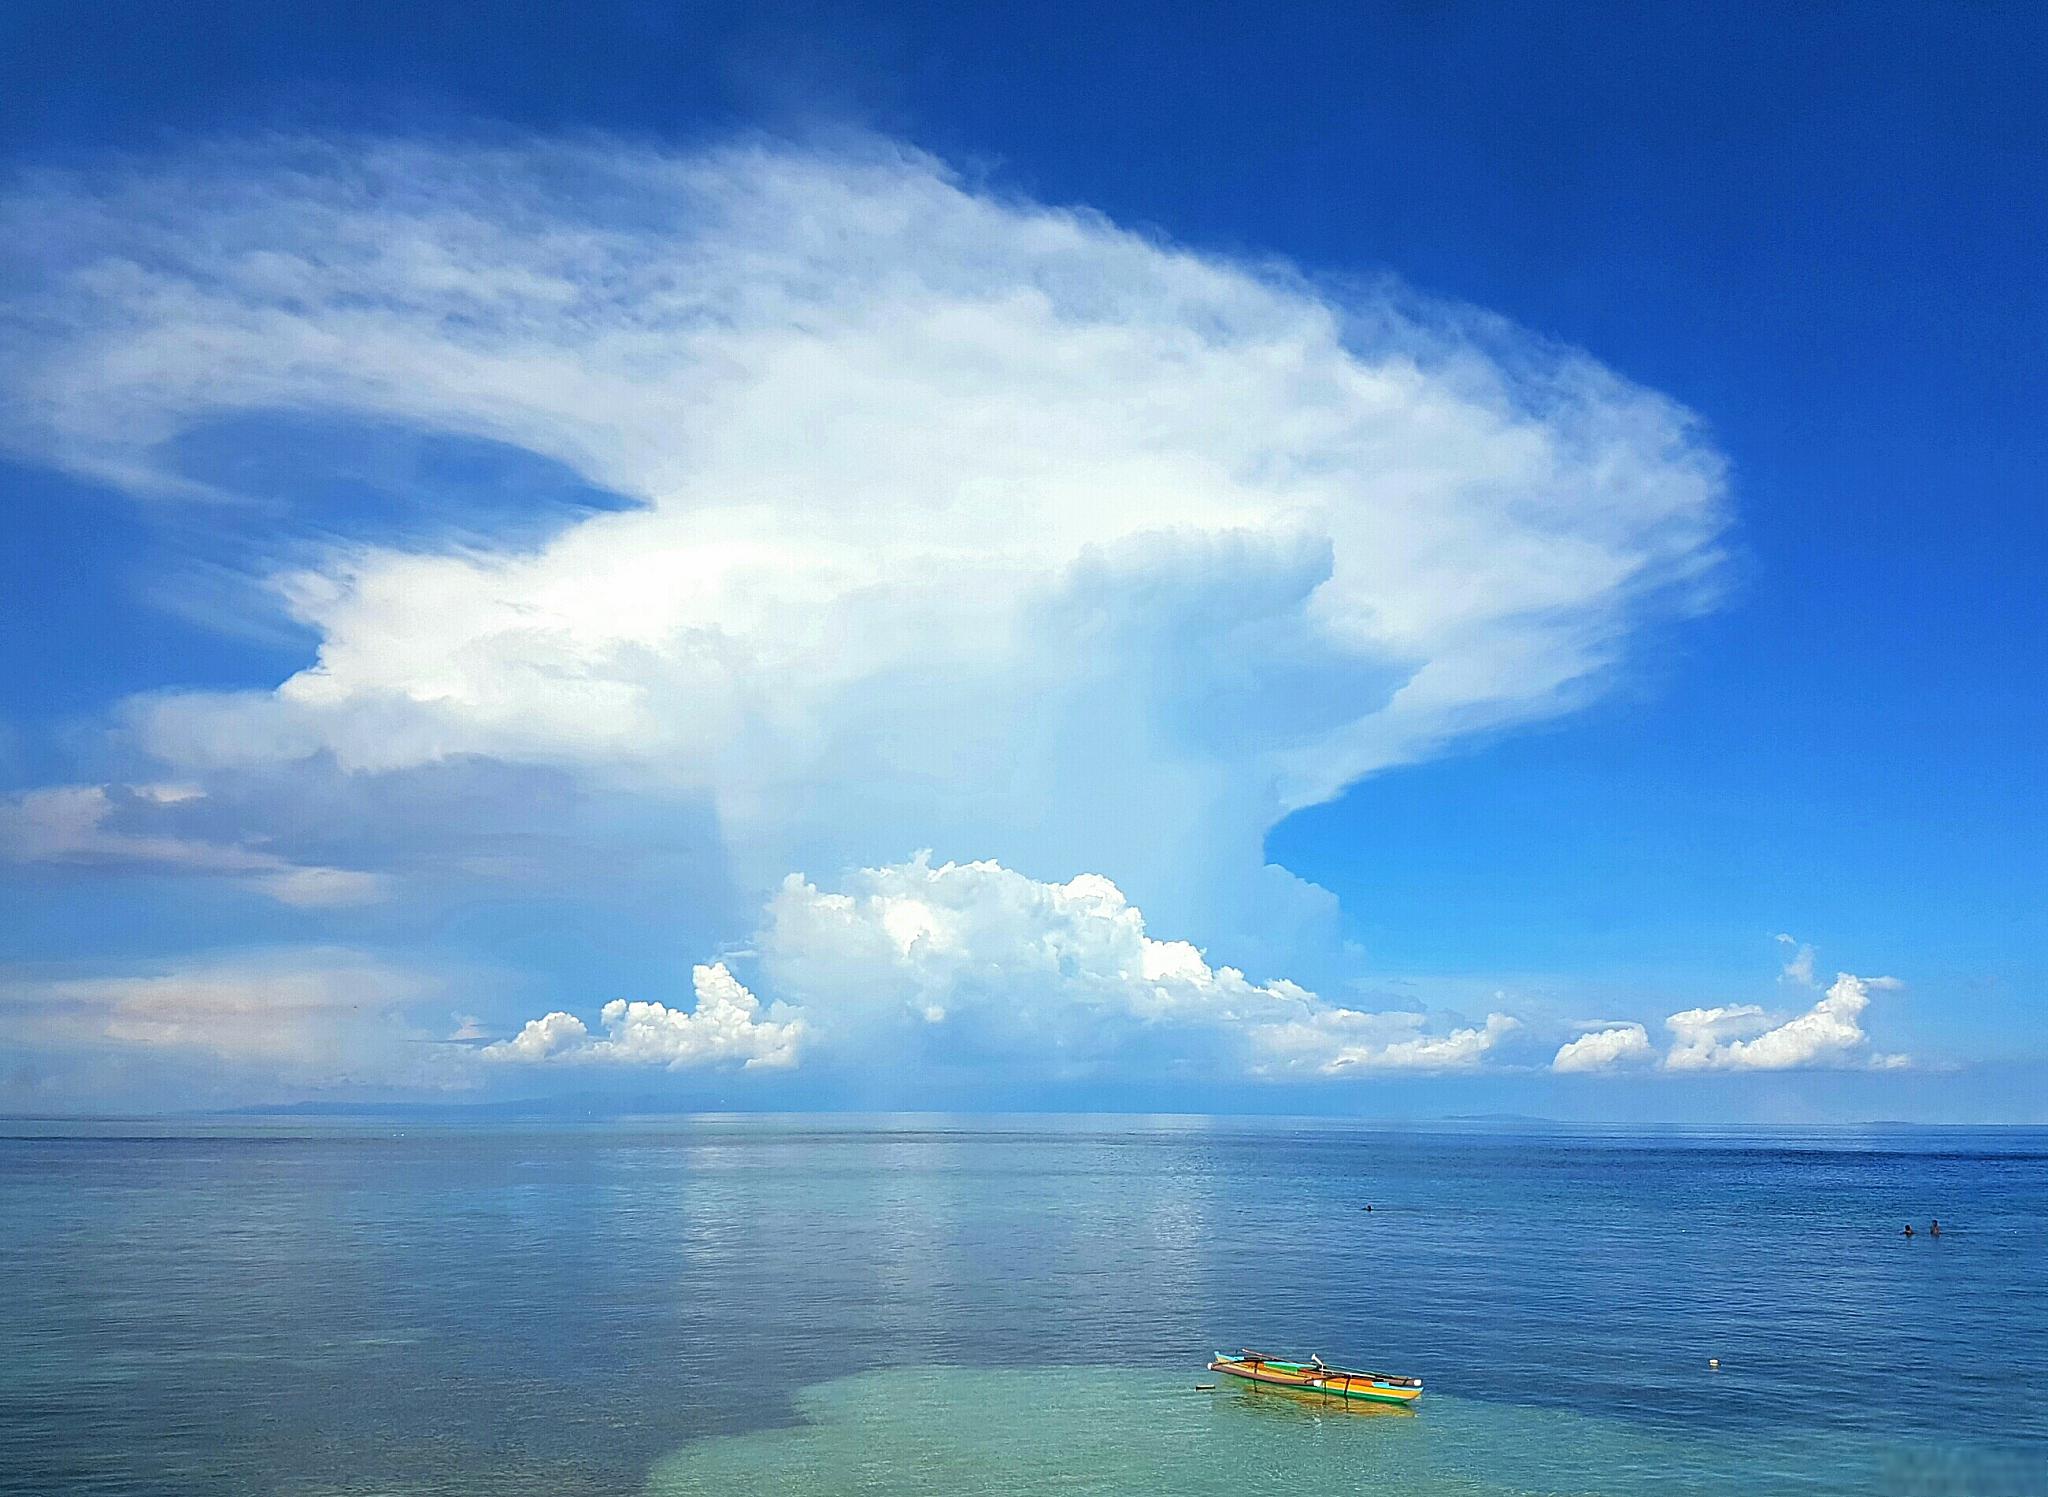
1208,1350 -> 1423,1407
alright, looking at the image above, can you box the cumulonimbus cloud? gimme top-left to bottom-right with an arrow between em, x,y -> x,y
0,134 -> 1728,964
492,854 -> 1521,1078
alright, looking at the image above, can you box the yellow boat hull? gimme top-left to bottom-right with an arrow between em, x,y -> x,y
1208,1354 -> 1423,1407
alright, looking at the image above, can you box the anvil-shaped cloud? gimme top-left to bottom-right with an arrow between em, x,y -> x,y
0,136 -> 1724,943
0,135 -> 1731,1092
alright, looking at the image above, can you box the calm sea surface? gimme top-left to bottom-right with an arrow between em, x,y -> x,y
1,1117 -> 2042,1495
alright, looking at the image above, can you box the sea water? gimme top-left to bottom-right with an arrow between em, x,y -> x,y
0,1117 -> 2041,1494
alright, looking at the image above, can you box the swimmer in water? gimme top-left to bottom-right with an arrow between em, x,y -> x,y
1903,1224 -> 1915,1236
1930,1219 -> 1942,1236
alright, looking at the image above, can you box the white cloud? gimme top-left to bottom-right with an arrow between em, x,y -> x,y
484,961 -> 802,1070
0,783 -> 385,907
250,865 -> 386,908
1552,1021 -> 1654,1073
0,135 -> 1726,955
489,1008 -> 591,1062
496,853 -> 1521,1078
759,855 -> 1317,1050
1258,1009 -> 1520,1075
1664,972 -> 1905,1072
0,949 -> 436,1073
1775,933 -> 1818,988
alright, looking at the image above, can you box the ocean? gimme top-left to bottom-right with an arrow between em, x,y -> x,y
1,1117 -> 2041,1495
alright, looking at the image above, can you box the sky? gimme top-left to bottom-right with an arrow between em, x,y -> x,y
0,1 -> 2041,1119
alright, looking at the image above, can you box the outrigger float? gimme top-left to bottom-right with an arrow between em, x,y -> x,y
1208,1350 -> 1423,1408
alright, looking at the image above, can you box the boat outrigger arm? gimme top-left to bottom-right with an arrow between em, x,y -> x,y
1207,1349 -> 1424,1407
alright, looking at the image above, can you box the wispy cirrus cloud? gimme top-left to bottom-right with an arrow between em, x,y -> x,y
0,783 -> 385,907
1775,932 -> 1819,988
1256,1009 -> 1520,1076
0,948 -> 442,1076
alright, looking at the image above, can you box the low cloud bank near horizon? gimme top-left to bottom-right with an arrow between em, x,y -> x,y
1661,972 -> 1907,1073
0,873 -> 1911,1106
485,961 -> 803,1071
0,949 -> 467,1104
487,854 -> 1523,1079
1551,939 -> 1908,1075
486,859 -> 1907,1084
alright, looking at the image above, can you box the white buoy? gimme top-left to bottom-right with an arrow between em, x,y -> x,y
1708,1358 -> 1720,1370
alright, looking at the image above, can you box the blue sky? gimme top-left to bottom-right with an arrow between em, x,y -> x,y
0,2 -> 2041,1117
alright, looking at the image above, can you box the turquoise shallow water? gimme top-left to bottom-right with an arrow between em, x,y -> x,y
1,1117 -> 2043,1494
652,1365 -> 2038,1497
